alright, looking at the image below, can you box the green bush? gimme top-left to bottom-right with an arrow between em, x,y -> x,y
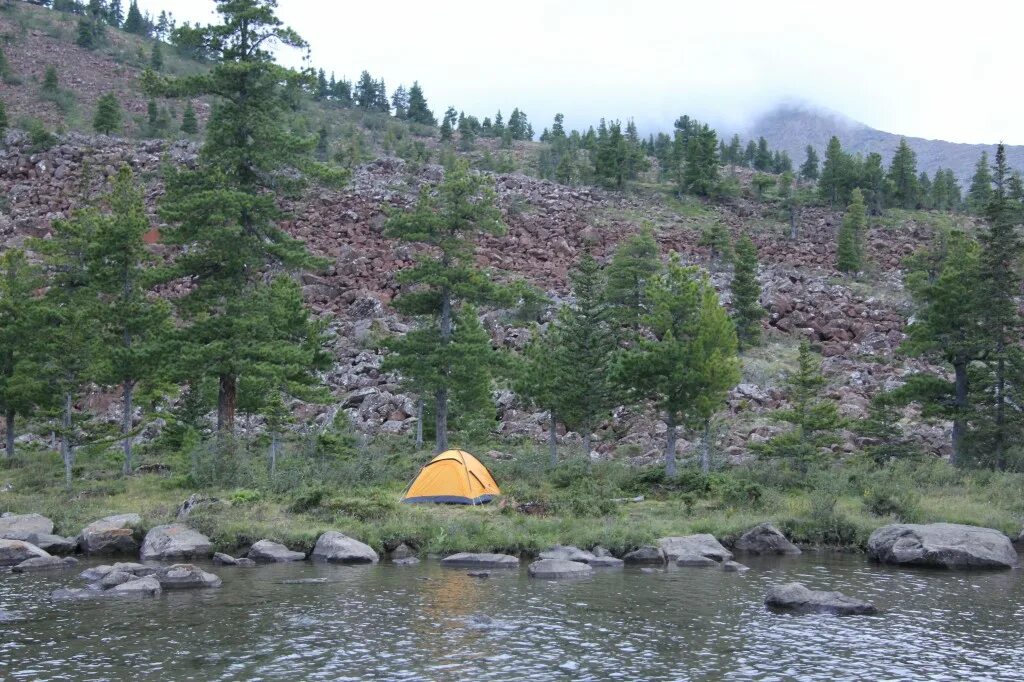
24,118 -> 56,152
228,488 -> 263,505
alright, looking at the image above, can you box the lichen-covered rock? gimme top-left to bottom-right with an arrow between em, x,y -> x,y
440,552 -> 519,568
528,559 -> 593,579
0,539 -> 50,567
247,540 -> 305,563
78,513 -> 141,555
310,532 -> 378,564
868,523 -> 1019,569
140,524 -> 212,561
734,523 -> 801,555
765,582 -> 878,616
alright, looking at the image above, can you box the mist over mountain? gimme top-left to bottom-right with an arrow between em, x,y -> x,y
748,104 -> 1023,182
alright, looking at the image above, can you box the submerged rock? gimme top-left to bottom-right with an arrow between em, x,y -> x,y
0,539 -> 50,567
658,535 -> 733,564
765,582 -> 878,616
868,523 -> 1019,569
111,576 -> 162,596
623,546 -> 666,564
393,557 -> 420,566
310,532 -> 378,564
78,513 -> 141,555
156,564 -> 222,589
676,555 -> 719,567
440,552 -> 519,568
389,543 -> 416,560
734,523 -> 801,555
140,524 -> 213,561
721,561 -> 750,573
528,559 -> 593,579
247,540 -> 306,563
12,556 -> 78,572
587,556 -> 624,568
280,578 -> 327,585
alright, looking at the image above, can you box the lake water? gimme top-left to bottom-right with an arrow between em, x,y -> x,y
1,553 -> 1022,681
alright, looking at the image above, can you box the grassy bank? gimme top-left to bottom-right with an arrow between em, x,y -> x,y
3,439 -> 1022,557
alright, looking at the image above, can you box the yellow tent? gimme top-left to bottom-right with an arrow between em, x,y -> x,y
401,450 -> 500,505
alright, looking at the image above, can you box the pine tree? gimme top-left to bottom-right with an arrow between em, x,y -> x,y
799,145 -> 819,181
92,92 -> 122,135
819,136 -> 851,207
515,322 -> 566,465
123,0 -> 145,34
0,251 -> 47,459
43,65 -> 59,92
605,226 -> 660,332
613,255 -> 740,477
383,161 -> 507,452
439,106 -> 457,141
860,152 -> 887,215
354,70 -> 376,109
967,151 -> 993,214
917,172 -> 933,209
837,188 -> 867,273
150,40 -> 164,71
887,138 -> 919,209
682,123 -> 719,196
390,84 -> 409,119
753,136 -> 772,171
180,99 -> 198,134
145,0 -> 333,437
753,341 -> 843,468
731,233 -> 764,349
405,81 -> 435,126
107,0 -> 123,27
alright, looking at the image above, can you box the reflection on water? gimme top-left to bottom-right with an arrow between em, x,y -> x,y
1,552 -> 1022,680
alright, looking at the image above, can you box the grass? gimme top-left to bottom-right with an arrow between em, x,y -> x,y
2,436 -> 1021,558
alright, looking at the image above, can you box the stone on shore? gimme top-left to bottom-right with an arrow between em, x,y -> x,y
12,556 -> 78,572
658,535 -> 733,564
310,532 -> 378,564
156,564 -> 222,589
528,559 -> 593,579
734,523 -> 801,555
0,513 -> 54,537
140,524 -> 213,561
0,539 -> 50,567
868,523 -> 1019,569
765,582 -> 878,616
623,546 -> 666,564
78,514 -> 141,555
440,552 -> 519,568
247,540 -> 306,563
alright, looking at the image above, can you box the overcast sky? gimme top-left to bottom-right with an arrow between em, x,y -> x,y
138,0 -> 1024,144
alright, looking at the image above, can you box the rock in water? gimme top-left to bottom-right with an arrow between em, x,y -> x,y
140,524 -> 213,561
721,561 -> 750,572
310,532 -> 378,564
658,535 -> 733,564
0,513 -> 54,537
528,559 -> 593,579
12,556 -> 78,572
99,570 -> 135,588
156,564 -> 222,589
587,556 -> 624,568
0,539 -> 50,567
78,513 -> 141,555
393,557 -> 420,566
765,582 -> 878,616
623,546 -> 666,564
440,552 -> 519,568
734,523 -> 801,555
247,540 -> 306,563
389,543 -> 416,560
111,576 -> 162,597
213,552 -> 239,566
676,555 -> 719,567
868,523 -> 1019,569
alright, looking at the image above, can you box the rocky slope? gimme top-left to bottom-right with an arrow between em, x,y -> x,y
0,130 -> 956,463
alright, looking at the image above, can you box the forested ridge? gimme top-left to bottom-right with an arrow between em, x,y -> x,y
0,0 -> 1022,553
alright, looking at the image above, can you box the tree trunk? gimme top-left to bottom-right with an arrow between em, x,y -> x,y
434,388 -> 448,453
951,360 -> 968,467
4,409 -> 14,459
121,381 -> 134,476
548,410 -> 558,467
700,418 -> 712,473
61,392 -> 73,490
218,374 -> 237,435
664,411 -> 678,478
415,398 -> 424,448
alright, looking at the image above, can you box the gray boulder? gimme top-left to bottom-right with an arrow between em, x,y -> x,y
310,532 -> 378,564
587,556 -> 624,568
0,531 -> 76,555
440,552 -> 519,568
213,552 -> 238,566
765,582 -> 878,616
0,513 -> 54,537
78,513 -> 141,555
735,523 -> 801,555
111,576 -> 162,596
140,524 -> 213,561
721,560 -> 750,573
247,540 -> 306,563
389,543 -> 416,560
528,559 -> 593,579
623,546 -> 666,564
868,523 -> 1019,569
81,562 -> 157,582
677,555 -> 719,567
0,539 -> 50,567
658,535 -> 733,564
12,556 -> 78,573
592,546 -> 613,557
99,570 -> 135,588
540,545 -> 623,567
156,563 -> 222,589
393,557 -> 420,566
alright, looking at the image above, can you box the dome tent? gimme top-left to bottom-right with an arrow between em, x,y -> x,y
401,450 -> 500,505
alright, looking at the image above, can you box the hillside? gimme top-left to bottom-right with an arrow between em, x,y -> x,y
749,104 -> 1024,182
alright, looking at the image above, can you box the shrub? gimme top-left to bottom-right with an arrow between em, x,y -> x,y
862,480 -> 920,521
24,118 -> 56,152
228,488 -> 263,505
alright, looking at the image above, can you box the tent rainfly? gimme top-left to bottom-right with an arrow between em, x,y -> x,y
401,450 -> 500,505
